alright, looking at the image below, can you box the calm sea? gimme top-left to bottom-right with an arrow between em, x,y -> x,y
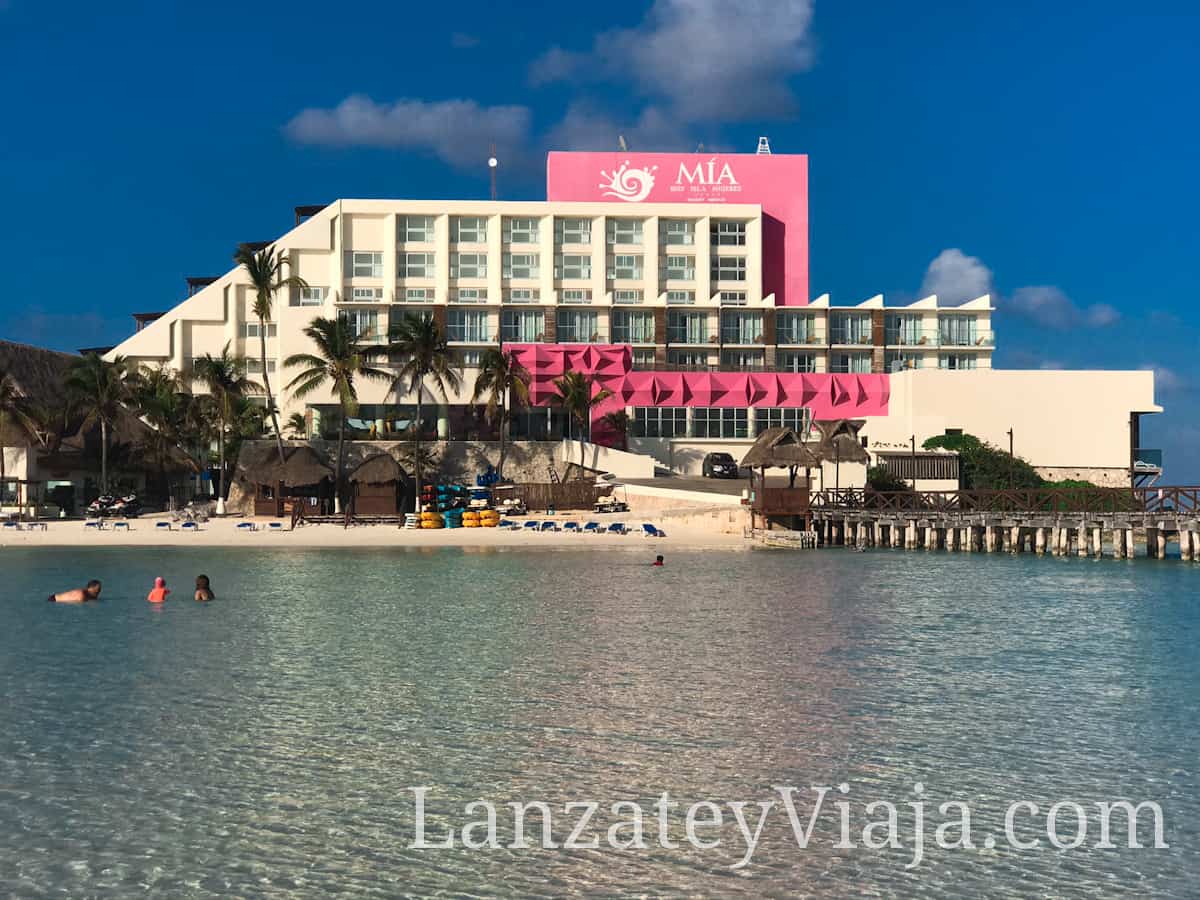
0,546 -> 1196,897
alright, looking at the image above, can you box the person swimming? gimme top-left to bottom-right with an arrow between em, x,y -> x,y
194,574 -> 214,602
47,580 -> 102,603
147,577 -> 171,604
653,555 -> 664,567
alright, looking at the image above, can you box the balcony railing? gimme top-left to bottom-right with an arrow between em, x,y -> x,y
938,330 -> 995,347
556,331 -> 609,344
829,330 -> 874,345
1134,448 -> 1163,469
884,330 -> 938,346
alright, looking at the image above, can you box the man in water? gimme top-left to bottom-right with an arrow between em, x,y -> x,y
47,580 -> 102,603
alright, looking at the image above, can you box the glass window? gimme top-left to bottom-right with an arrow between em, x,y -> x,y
447,309 -> 489,342
755,407 -> 811,436
503,217 -> 539,244
560,289 -> 592,304
242,322 -> 277,338
663,255 -> 695,280
556,309 -> 599,343
830,312 -> 872,345
885,313 -> 924,346
400,252 -> 436,278
398,215 -> 435,243
939,315 -> 978,347
830,351 -> 872,373
719,291 -> 746,306
633,407 -> 687,438
245,358 -> 277,374
613,289 -> 643,305
720,350 -> 765,371
504,288 -> 540,304
555,254 -> 591,279
661,219 -> 695,245
609,254 -> 643,280
777,312 -> 816,344
612,310 -> 655,343
399,287 -> 434,303
346,250 -> 383,278
666,290 -> 695,305
631,349 -> 656,368
451,216 -> 487,243
452,288 -> 487,304
458,349 -> 484,367
503,253 -> 539,279
885,350 -> 923,372
555,218 -> 591,244
938,354 -> 977,370
450,252 -> 487,278
338,308 -> 381,343
711,255 -> 746,282
606,219 -> 643,245
777,351 -> 816,373
721,311 -> 763,344
710,221 -> 747,246
501,309 -> 543,342
667,310 -> 707,344
351,287 -> 384,302
292,286 -> 325,306
668,349 -> 708,368
693,407 -> 749,438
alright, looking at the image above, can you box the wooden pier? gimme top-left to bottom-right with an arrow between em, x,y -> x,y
804,487 -> 1200,561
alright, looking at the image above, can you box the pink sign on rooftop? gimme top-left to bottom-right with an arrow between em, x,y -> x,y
546,151 -> 809,306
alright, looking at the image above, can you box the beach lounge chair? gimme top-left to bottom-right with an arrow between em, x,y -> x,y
498,519 -> 517,530
2,521 -> 21,531
112,521 -> 130,531
523,520 -> 540,532
236,521 -> 257,532
583,521 -> 601,534
181,521 -> 200,532
540,520 -> 558,532
641,523 -> 666,538
155,521 -> 172,531
268,521 -> 283,531
607,522 -> 627,535
84,519 -> 103,530
403,513 -> 420,529
28,521 -> 47,531
563,522 -> 580,533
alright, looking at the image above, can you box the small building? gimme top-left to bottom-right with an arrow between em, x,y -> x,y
348,453 -> 412,516
242,446 -> 334,518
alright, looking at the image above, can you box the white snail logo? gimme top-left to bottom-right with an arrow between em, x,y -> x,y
598,161 -> 657,202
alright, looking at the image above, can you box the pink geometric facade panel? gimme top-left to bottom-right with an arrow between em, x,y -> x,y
505,345 -> 890,446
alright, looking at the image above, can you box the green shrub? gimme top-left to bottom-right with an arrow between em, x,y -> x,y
866,465 -> 910,492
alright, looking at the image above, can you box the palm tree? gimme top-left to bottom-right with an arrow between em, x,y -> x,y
192,344 -> 260,512
387,313 -> 461,510
234,244 -> 307,464
284,317 -> 390,506
0,370 -> 39,505
598,409 -> 630,451
470,348 -> 530,481
284,412 -> 308,439
65,353 -> 133,493
551,371 -> 613,475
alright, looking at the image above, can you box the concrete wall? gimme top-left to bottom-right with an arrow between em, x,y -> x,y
561,440 -> 658,478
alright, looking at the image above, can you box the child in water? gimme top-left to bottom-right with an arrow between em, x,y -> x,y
147,577 -> 171,603
653,555 -> 664,567
194,574 -> 214,601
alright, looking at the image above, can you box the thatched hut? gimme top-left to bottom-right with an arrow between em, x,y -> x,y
348,453 -> 411,516
243,446 -> 334,517
810,419 -> 871,466
740,428 -> 821,528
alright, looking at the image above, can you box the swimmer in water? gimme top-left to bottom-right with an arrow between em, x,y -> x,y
194,574 -> 214,602
147,576 -> 171,604
47,580 -> 102,603
653,555 -> 664,567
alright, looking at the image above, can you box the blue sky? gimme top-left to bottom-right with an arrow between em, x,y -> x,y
1,1 -> 1197,476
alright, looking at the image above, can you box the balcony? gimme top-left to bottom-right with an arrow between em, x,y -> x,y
556,331 -> 609,344
1134,448 -> 1163,470
884,330 -> 938,347
829,330 -> 875,346
938,330 -> 995,348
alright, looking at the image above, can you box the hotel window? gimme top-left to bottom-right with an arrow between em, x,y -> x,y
452,288 -> 487,304
560,289 -> 592,304
451,216 -> 488,243
400,252 -> 436,278
606,219 -> 643,245
346,250 -> 383,278
245,358 -> 278,374
711,255 -> 746,282
666,290 -> 695,305
292,286 -> 325,306
661,219 -> 695,246
458,349 -> 484,367
503,253 -> 539,279
555,218 -> 591,244
668,349 -> 708,368
612,310 -> 655,343
450,252 -> 488,279
242,322 -> 277,339
830,312 -> 872,345
885,350 -> 923,372
447,309 -> 489,342
399,215 -> 435,243
339,308 -> 381,343
556,308 -> 599,343
504,288 -> 540,304
633,407 -> 687,438
663,255 -> 695,281
720,349 -> 765,371
693,407 -> 749,438
400,287 -> 434,303
885,313 -> 924,346
710,220 -> 747,246
608,254 -> 643,280
830,351 -> 872,373
555,254 -> 591,279
721,311 -> 763,344
777,351 -> 816,373
503,217 -> 539,244
939,315 -> 978,347
667,310 -> 708,344
613,289 -> 643,305
719,291 -> 747,306
777,312 -> 816,344
755,407 -> 812,437
631,349 -> 657,368
501,309 -> 543,342
938,354 -> 977,370
351,287 -> 384,302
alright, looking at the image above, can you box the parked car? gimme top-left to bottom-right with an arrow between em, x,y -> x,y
702,452 -> 740,479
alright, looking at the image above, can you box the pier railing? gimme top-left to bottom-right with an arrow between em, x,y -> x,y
809,487 -> 1200,516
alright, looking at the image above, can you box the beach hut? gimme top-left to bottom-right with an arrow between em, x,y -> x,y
348,453 -> 410,516
244,446 -> 334,518
740,427 -> 822,529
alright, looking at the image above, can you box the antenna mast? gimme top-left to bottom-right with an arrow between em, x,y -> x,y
487,142 -> 498,201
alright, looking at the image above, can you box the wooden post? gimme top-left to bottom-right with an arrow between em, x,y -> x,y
1125,527 -> 1136,559
1181,529 -> 1193,563
1078,524 -> 1090,558
1035,527 -> 1046,555
1092,526 -> 1103,559
1010,526 -> 1021,554
1146,526 -> 1159,560
925,526 -> 935,551
1157,528 -> 1168,560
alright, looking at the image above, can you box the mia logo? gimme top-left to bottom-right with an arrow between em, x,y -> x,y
599,161 -> 657,202
675,157 -> 739,186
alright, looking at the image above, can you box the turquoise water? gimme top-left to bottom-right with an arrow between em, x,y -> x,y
1,547 -> 1197,897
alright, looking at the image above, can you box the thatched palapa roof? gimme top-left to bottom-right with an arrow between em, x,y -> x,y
349,453 -> 405,484
811,419 -> 871,465
740,428 -> 822,469
244,446 -> 333,486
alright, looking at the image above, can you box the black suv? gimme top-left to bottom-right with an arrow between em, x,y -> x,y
702,452 -> 740,478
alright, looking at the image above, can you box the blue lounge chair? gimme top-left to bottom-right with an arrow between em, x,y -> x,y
523,520 -> 539,532
607,522 -> 627,535
583,521 -> 601,534
155,521 -> 172,531
268,521 -> 283,531
181,521 -> 200,532
563,522 -> 580,533
641,523 -> 666,538
498,519 -> 517,530
540,521 -> 558,532
84,520 -> 103,530
2,521 -> 21,530
112,521 -> 130,531
236,521 -> 257,532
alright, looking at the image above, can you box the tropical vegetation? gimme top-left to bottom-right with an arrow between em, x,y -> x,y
64,353 -> 135,492
552,371 -> 613,475
192,344 -> 261,507
470,347 -> 530,481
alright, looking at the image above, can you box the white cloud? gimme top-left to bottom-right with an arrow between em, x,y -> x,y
1141,364 -> 1188,394
543,102 -> 696,152
1008,285 -> 1121,330
285,95 -> 532,171
1085,303 -> 1120,327
530,0 -> 816,122
918,248 -> 994,305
